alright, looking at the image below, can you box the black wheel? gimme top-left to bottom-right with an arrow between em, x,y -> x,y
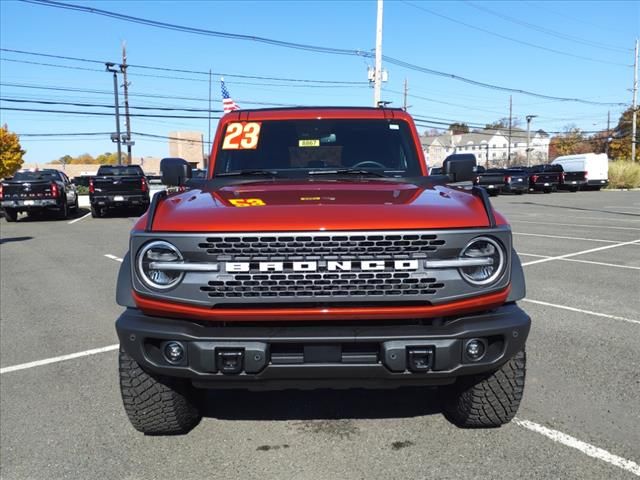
543,188 -> 551,194
71,194 -> 79,211
444,350 -> 526,428
57,197 -> 69,219
3,208 -> 18,222
515,191 -> 524,195
488,191 -> 499,197
90,205 -> 102,218
119,348 -> 202,435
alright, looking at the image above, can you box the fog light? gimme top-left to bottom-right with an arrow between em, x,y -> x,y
465,339 -> 485,361
164,341 -> 184,364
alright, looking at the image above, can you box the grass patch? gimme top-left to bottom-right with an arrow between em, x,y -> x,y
607,160 -> 640,189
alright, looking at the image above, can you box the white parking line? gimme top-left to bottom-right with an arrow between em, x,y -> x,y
104,254 -> 123,262
511,220 -> 640,231
518,253 -> 640,270
513,418 -> 640,476
513,232 -> 621,244
0,344 -> 119,375
521,299 -> 640,325
521,239 -> 640,266
67,212 -> 91,225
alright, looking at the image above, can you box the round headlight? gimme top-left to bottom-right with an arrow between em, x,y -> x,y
459,236 -> 505,286
136,240 -> 184,290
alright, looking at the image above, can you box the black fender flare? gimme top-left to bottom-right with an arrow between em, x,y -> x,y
116,252 -> 136,307
506,249 -> 526,303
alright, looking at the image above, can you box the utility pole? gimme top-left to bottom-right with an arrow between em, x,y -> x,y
403,78 -> 408,111
121,42 -> 132,165
632,38 -> 638,162
507,95 -> 513,167
374,0 -> 383,106
106,63 -> 122,165
526,114 -> 537,167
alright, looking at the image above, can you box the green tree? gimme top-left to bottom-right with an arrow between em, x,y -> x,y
0,124 -> 26,178
448,122 -> 469,135
608,107 -> 639,161
548,125 -> 592,159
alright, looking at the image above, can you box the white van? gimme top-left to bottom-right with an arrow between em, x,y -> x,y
551,153 -> 609,190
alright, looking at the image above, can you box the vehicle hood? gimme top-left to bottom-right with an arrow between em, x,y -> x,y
147,180 -> 494,232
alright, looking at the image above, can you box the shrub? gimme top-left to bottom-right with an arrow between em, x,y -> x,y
607,160 -> 640,189
75,185 -> 90,195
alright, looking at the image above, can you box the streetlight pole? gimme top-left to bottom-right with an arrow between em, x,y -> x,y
526,114 -> 537,167
373,0 -> 383,106
106,62 -> 123,165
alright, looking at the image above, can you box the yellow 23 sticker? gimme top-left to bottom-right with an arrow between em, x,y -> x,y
229,198 -> 266,207
222,122 -> 261,150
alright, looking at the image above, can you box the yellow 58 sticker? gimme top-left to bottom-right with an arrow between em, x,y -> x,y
229,198 -> 266,207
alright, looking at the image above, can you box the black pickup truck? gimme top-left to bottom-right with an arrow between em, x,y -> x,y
1,169 -> 78,222
89,165 -> 150,218
559,170 -> 588,192
526,164 -> 563,193
475,166 -> 506,196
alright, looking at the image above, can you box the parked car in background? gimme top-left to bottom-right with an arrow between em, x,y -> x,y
185,168 -> 207,189
72,175 -> 93,188
502,169 -> 529,195
1,169 -> 78,222
558,170 -> 588,192
525,164 -> 563,193
552,153 -> 609,190
89,165 -> 150,218
475,166 -> 506,196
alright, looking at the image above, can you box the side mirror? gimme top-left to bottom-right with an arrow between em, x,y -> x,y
160,158 -> 192,186
443,154 -> 476,183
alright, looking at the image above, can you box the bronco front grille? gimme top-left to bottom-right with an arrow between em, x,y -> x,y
200,272 -> 445,299
198,233 -> 445,260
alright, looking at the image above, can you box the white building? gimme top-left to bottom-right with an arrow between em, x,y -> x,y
422,128 -> 549,168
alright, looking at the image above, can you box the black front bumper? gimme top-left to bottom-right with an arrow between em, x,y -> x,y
116,303 -> 530,390
90,194 -> 149,208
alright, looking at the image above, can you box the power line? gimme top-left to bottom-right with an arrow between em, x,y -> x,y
401,1 -> 630,67
14,1 -> 629,106
1,106 -> 221,119
1,47 -> 367,84
1,97 -> 226,112
0,81 -> 300,106
464,1 -> 631,53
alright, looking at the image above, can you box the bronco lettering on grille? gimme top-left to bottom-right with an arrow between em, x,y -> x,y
225,260 -> 419,273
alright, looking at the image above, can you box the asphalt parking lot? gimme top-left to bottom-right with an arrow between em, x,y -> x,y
1,190 -> 639,479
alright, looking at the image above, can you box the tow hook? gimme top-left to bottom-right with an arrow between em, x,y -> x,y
216,349 -> 244,374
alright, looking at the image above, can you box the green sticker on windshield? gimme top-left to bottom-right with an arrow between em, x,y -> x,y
299,139 -> 320,147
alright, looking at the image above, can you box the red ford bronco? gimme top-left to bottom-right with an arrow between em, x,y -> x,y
115,107 -> 530,434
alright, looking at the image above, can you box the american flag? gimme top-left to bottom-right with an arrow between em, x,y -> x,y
221,78 -> 240,114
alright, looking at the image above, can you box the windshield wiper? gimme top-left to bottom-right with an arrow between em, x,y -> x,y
308,168 -> 386,178
216,169 -> 279,177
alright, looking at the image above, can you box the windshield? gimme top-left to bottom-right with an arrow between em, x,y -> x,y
12,170 -> 60,181
213,119 -> 422,178
97,166 -> 144,176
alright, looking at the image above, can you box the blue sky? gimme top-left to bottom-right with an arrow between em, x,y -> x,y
1,0 -> 638,163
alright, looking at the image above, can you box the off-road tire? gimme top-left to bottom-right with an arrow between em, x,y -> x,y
3,208 -> 18,222
444,350 -> 526,428
90,205 -> 101,218
119,348 -> 202,435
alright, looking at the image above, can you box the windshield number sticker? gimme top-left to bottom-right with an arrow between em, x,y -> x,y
229,198 -> 266,207
298,139 -> 320,147
222,122 -> 261,150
